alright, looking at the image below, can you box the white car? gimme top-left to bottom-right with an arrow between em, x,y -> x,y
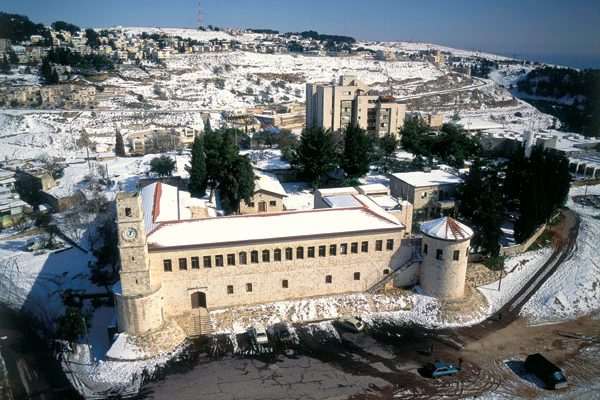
250,323 -> 269,345
336,316 -> 365,332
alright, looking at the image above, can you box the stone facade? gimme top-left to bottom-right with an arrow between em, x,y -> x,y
239,190 -> 285,214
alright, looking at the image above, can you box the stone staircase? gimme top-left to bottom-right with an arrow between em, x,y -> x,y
176,310 -> 212,337
367,251 -> 422,294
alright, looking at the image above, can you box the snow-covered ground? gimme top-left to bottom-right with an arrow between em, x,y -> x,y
521,185 -> 600,323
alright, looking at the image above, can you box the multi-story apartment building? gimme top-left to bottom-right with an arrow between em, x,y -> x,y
306,76 -> 406,136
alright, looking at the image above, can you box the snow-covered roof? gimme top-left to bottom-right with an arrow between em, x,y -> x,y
420,217 -> 473,241
147,206 -> 403,249
317,187 -> 359,196
324,194 -> 362,208
357,183 -> 388,195
140,182 -> 212,234
254,170 -> 287,197
391,169 -> 462,188
368,194 -> 399,210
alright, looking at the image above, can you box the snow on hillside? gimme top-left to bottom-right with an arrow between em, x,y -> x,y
521,185 -> 600,323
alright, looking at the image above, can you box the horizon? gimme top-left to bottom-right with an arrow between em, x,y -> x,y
2,0 -> 600,68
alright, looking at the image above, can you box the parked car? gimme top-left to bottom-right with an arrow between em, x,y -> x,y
525,353 -> 568,389
271,323 -> 293,343
425,360 -> 460,378
335,316 -> 365,332
249,323 -> 269,345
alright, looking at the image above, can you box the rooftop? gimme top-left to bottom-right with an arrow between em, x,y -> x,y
147,206 -> 403,249
420,216 -> 473,241
391,169 -> 462,188
254,170 -> 287,197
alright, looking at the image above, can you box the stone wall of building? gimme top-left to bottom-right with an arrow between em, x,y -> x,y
149,230 -> 407,316
419,235 -> 470,299
115,286 -> 165,334
239,191 -> 285,214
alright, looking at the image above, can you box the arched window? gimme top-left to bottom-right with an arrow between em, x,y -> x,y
250,250 -> 259,263
239,251 -> 247,265
274,248 -> 282,262
262,249 -> 270,262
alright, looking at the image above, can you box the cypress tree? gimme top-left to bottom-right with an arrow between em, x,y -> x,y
114,129 -> 125,157
291,126 -> 338,189
341,124 -> 374,179
186,136 -> 207,198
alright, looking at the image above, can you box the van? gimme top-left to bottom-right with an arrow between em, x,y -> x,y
525,353 -> 568,389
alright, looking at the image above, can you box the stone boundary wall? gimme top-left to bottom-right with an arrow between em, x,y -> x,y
499,223 -> 547,257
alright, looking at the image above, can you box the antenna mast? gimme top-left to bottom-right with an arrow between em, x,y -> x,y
197,0 -> 205,29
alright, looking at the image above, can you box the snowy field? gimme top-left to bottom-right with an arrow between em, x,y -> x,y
521,185 -> 600,323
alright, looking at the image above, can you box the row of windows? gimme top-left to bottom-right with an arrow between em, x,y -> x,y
422,244 -> 467,261
223,270 -> 391,294
163,239 -> 395,272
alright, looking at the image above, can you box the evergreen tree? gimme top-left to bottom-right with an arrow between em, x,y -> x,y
84,28 -> 100,48
186,136 -> 207,197
378,133 -> 398,173
56,307 -> 88,352
456,158 -> 505,256
0,54 -> 10,73
219,156 -> 256,214
400,117 -> 430,154
149,155 -> 176,177
114,129 -> 125,157
291,126 -> 338,189
40,58 -> 53,83
203,129 -> 238,196
341,124 -> 374,179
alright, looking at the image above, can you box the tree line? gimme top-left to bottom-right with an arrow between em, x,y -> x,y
456,146 -> 571,256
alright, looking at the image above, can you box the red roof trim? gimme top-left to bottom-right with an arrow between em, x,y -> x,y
152,182 -> 162,222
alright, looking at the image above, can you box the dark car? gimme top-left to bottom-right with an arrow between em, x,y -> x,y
525,353 -> 568,389
425,360 -> 460,378
271,323 -> 293,343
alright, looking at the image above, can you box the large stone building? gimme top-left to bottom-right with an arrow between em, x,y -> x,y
390,169 -> 462,222
306,76 -> 406,136
113,182 -> 472,343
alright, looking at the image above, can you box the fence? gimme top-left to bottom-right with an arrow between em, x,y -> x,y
499,223 -> 547,256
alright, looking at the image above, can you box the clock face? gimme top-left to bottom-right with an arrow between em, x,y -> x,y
122,227 -> 138,241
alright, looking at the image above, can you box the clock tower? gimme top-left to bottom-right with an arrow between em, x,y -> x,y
114,192 -> 164,334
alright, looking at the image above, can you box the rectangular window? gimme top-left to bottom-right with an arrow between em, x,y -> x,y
307,246 -> 315,258
282,279 -> 288,288
269,200 -> 277,207
423,244 -> 428,255
318,245 -> 326,257
249,202 -> 255,207
436,249 -> 443,260
285,247 -> 293,260
163,259 -> 172,272
325,275 -> 332,284
386,239 -> 394,250
296,247 -> 304,259
361,241 -> 368,253
227,285 -> 234,294
251,251 -> 259,263
215,255 -> 224,267
227,253 -> 236,266
239,252 -> 247,265
329,244 -> 337,256
375,240 -> 383,251
246,283 -> 253,292
351,242 -> 358,254
453,250 -> 460,261
191,256 -> 199,269
274,248 -> 282,262
203,256 -> 211,268
340,243 -> 348,255
262,249 -> 270,262
354,272 -> 361,280
179,258 -> 187,270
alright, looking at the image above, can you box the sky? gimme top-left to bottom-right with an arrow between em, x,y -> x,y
2,0 -> 600,63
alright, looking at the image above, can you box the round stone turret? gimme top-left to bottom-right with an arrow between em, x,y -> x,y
419,216 -> 473,300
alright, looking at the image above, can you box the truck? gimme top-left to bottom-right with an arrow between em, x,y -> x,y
525,353 -> 568,389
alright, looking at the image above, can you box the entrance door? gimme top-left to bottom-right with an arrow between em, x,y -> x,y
258,201 -> 267,212
190,291 -> 207,309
